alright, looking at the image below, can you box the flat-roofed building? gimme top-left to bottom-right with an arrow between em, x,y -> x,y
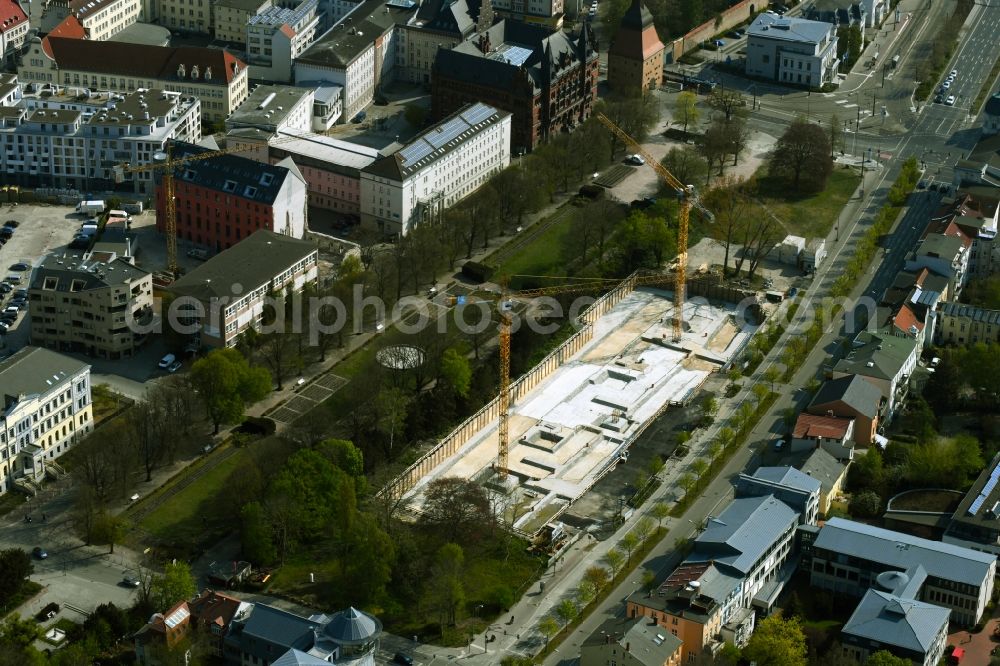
809,517 -> 997,627
360,102 -> 510,236
214,0 -> 272,43
745,13 -> 839,88
168,230 -> 318,348
28,251 -> 154,359
0,347 -> 93,490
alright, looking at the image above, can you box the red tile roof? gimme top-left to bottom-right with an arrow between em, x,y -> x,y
793,413 -> 853,440
42,37 -> 245,84
42,16 -> 86,57
0,0 -> 27,33
892,303 -> 924,336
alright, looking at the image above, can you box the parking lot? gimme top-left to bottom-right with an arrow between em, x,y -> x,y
0,203 -> 89,352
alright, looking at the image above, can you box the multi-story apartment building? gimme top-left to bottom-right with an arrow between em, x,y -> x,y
733,466 -> 821,526
29,251 -> 154,359
48,0 -> 142,42
0,85 -> 201,195
396,0 -> 477,85
628,493 -> 800,661
157,142 -> 308,251
0,0 -> 29,68
247,0 -> 321,82
832,331 -> 918,418
214,0 -> 272,43
432,20 -> 599,153
168,230 -> 319,348
491,0 -> 563,28
935,302 -> 1000,346
807,517 -> 997,627
294,0 -> 416,124
607,0 -> 664,97
359,102 -> 510,236
745,13 -> 839,88
0,347 -> 93,491
945,454 -> 1000,556
19,37 -> 249,123
146,0 -> 212,34
904,232 -> 971,300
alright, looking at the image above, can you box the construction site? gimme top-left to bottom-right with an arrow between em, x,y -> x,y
399,285 -> 758,535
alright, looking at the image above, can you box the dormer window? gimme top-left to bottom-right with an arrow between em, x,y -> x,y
222,180 -> 237,192
244,186 -> 257,198
191,65 -> 200,79
43,277 -> 58,290
177,64 -> 186,78
260,173 -> 274,186
183,169 -> 196,180
204,67 -> 212,80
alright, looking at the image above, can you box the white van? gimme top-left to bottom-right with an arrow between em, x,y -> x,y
158,353 -> 176,369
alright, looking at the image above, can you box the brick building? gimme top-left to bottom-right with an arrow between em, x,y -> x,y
155,142 -> 307,252
431,20 -> 598,153
607,0 -> 664,96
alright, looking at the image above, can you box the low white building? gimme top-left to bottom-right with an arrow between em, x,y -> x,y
0,0 -> 29,68
0,347 -> 93,491
226,84 -> 314,135
745,13 -> 839,88
247,0 -> 322,83
169,230 -> 319,348
0,83 -> 201,195
360,102 -> 511,236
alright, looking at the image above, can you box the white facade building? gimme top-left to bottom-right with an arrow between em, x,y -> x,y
62,0 -> 143,41
0,347 -> 93,492
745,13 -> 839,88
360,102 -> 511,236
247,0 -> 321,83
0,83 -> 201,194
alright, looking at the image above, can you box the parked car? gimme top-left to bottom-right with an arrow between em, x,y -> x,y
773,439 -> 785,452
917,180 -> 927,189
9,262 -> 29,272
941,80 -> 951,90
946,95 -> 956,106
0,283 -> 11,294
32,547 -> 47,559
0,227 -> 12,238
121,574 -> 140,588
393,654 -> 414,666
713,39 -> 725,47
158,353 -> 176,369
3,220 -> 18,228
167,360 -> 182,373
626,154 -> 645,166
950,69 -> 958,78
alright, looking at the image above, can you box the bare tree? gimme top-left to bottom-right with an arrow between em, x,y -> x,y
707,88 -> 746,124
769,118 -> 833,192
703,175 -> 755,276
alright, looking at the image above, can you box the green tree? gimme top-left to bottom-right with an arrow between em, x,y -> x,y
269,448 -> 352,543
404,104 -> 427,128
743,613 -> 808,666
651,502 -> 671,528
555,599 -> 579,625
635,516 -> 655,543
679,473 -> 696,496
864,651 -> 910,666
621,531 -> 640,565
241,501 -> 277,565
538,616 -> 560,645
674,91 -> 700,134
0,549 -> 32,606
662,145 -> 709,189
608,210 -> 677,274
440,347 -> 473,397
769,118 -> 833,192
90,511 -> 127,553
318,438 -> 366,493
429,543 -> 465,628
849,446 -> 884,493
604,548 -> 625,578
764,366 -> 781,391
577,580 -> 597,606
190,348 -> 271,433
850,490 -> 882,518
150,562 -> 197,612
691,459 -> 709,478
341,513 -> 395,606
583,566 -> 610,591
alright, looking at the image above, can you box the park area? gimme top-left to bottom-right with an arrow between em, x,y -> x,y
757,166 -> 862,239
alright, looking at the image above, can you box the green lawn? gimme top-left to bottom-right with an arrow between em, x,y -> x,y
135,447 -> 248,550
756,166 -> 862,239
496,210 -> 576,286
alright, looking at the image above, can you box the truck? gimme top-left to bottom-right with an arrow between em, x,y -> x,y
122,202 -> 143,215
528,522 -> 568,555
77,200 -> 106,215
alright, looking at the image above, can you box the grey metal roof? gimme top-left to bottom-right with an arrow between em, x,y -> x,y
170,230 -> 316,302
687,495 -> 798,575
796,447 -> 847,495
172,141 -> 297,205
747,12 -> 833,45
363,102 -> 509,181
809,374 -> 882,419
320,607 -> 381,644
751,466 -> 822,494
0,347 -> 89,414
31,252 -> 149,291
937,302 -> 1000,326
833,332 -> 917,382
815,518 -> 997,587
295,0 -> 416,69
239,604 -> 317,652
842,589 -> 949,654
272,649 -> 329,666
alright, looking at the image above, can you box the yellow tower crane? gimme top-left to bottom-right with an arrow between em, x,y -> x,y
113,143 -> 256,276
594,112 -> 714,340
